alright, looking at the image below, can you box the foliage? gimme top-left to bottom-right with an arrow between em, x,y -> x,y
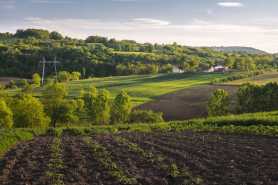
94,89 -> 111,125
32,73 -> 41,87
111,91 -> 132,124
208,89 -> 230,116
237,82 -> 278,113
43,83 -> 78,127
57,71 -> 71,82
129,110 -> 164,124
83,86 -> 98,121
11,94 -> 50,128
0,99 -> 13,128
1,29 -> 277,78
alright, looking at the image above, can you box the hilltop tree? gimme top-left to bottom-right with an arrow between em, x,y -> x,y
111,91 -> 132,124
0,99 -> 13,128
208,89 -> 230,116
50,31 -> 63,40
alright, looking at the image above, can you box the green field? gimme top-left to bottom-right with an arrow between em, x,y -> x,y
66,73 -> 230,104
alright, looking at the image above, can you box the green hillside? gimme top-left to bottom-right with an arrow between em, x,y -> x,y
67,73 -> 230,104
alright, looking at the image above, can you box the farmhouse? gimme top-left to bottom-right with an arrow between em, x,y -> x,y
172,66 -> 184,73
205,65 -> 229,73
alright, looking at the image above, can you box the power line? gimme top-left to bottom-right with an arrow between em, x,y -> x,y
40,57 -> 60,85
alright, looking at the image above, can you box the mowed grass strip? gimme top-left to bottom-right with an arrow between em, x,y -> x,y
67,73 -> 230,104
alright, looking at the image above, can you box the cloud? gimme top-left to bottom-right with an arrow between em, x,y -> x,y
1,17 -> 278,53
131,18 -> 170,26
0,0 -> 16,9
217,2 -> 244,8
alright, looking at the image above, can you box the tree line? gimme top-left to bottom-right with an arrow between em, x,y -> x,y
0,80 -> 163,129
208,82 -> 278,116
0,29 -> 277,78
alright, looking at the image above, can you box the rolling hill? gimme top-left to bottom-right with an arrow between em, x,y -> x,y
210,46 -> 268,55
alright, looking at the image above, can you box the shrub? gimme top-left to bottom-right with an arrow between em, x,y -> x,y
58,71 -> 71,82
32,73 -> 41,87
0,99 -> 13,128
94,89 -> 111,125
111,91 -> 132,124
208,89 -> 230,116
129,110 -> 164,124
70,72 -> 81,81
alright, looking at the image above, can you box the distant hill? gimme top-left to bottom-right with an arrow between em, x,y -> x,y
210,47 -> 268,55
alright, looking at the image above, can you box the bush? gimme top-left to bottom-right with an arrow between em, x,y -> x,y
58,71 -> 71,82
129,110 -> 164,124
0,99 -> 13,128
12,94 -> 50,128
111,91 -> 132,124
32,73 -> 41,87
208,89 -> 230,116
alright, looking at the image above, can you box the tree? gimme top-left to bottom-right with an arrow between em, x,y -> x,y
43,83 -> 77,127
58,71 -> 71,82
70,72 -> 81,81
208,89 -> 230,116
111,91 -> 132,124
94,89 -> 111,125
50,31 -> 63,40
0,99 -> 13,128
12,94 -> 49,128
32,73 -> 41,87
47,99 -> 78,127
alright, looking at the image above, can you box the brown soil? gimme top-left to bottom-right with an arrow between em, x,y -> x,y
120,131 -> 278,185
61,136 -> 118,185
94,134 -> 170,185
137,85 -> 239,121
2,132 -> 278,185
0,137 -> 53,185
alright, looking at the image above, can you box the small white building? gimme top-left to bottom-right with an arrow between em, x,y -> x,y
172,66 -> 184,73
205,65 -> 229,73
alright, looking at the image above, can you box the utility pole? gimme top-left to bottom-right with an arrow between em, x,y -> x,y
40,57 -> 60,86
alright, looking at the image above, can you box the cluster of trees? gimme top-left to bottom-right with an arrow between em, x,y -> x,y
1,29 -> 277,79
208,82 -> 278,116
0,81 -> 163,129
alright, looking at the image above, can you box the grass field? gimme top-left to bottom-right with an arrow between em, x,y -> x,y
67,73 -> 230,104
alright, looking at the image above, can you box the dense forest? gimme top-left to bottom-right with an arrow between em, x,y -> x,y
0,29 -> 277,78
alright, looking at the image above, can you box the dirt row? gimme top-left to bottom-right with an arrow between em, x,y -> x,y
1,132 -> 278,185
0,137 -> 53,185
119,131 -> 278,185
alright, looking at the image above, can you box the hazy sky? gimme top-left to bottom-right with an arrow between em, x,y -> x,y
0,0 -> 278,53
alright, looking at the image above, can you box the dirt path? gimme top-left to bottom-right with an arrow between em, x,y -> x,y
0,137 -> 53,185
137,85 -> 239,121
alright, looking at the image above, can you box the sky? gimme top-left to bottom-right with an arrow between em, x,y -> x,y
0,0 -> 278,53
